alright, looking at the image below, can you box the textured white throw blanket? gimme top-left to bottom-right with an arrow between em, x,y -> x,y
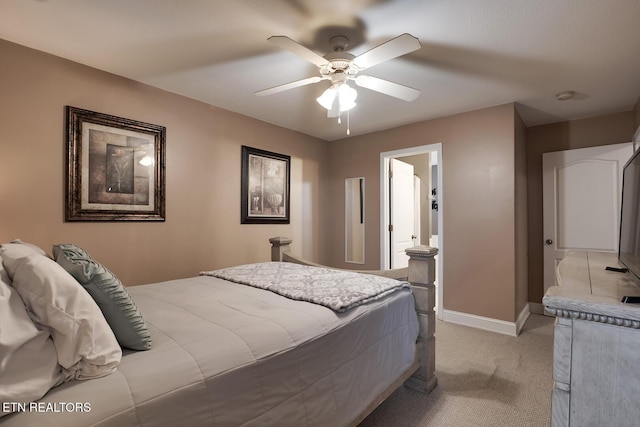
200,262 -> 410,313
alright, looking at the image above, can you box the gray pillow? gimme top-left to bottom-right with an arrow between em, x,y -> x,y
52,243 -> 152,351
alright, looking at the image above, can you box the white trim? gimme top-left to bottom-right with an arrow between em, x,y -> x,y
380,143 -> 444,320
443,304 -> 531,337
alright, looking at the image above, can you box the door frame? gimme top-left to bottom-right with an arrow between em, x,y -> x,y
381,143 -> 443,319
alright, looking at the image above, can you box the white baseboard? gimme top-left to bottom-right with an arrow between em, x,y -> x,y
515,304 -> 531,335
442,304 -> 531,337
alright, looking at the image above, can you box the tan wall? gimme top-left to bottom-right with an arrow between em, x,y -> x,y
327,104 -> 518,322
0,39 -> 329,286
525,112 -> 635,303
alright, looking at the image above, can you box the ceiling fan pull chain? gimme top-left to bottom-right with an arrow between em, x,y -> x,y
347,110 -> 351,135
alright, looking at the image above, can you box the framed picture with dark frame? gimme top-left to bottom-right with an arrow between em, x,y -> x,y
241,145 -> 290,224
65,106 -> 166,221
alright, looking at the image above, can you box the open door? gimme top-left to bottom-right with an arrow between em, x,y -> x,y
390,159 -> 416,269
381,143 -> 443,319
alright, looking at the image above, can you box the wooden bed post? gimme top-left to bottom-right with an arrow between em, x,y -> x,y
269,236 -> 293,262
404,245 -> 439,393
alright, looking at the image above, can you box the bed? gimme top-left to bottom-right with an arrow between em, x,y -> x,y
0,237 -> 437,427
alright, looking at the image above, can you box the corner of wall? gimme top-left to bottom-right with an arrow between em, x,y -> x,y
634,94 -> 640,143
514,106 -> 529,318
633,96 -> 640,132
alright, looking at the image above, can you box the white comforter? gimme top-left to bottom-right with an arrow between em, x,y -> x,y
2,274 -> 419,427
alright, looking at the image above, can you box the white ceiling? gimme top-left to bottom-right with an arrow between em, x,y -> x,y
2,0 -> 640,141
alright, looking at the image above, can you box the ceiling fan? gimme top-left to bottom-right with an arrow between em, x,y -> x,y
256,33 -> 422,120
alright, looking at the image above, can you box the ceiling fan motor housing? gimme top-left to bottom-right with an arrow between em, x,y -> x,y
322,52 -> 357,75
320,35 -> 360,75
329,35 -> 349,51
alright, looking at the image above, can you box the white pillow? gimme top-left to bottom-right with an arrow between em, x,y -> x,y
0,246 -> 122,381
9,238 -> 48,256
1,240 -> 48,278
0,260 -> 64,417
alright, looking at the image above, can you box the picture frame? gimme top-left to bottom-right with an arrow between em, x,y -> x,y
65,106 -> 166,221
241,146 -> 290,224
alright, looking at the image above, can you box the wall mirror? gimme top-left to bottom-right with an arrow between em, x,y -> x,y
345,177 -> 365,264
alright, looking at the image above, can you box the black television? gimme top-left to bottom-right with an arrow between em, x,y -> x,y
619,146 -> 640,280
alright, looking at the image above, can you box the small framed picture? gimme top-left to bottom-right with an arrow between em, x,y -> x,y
65,106 -> 166,221
241,146 -> 290,224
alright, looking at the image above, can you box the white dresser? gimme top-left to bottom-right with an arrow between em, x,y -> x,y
543,251 -> 640,427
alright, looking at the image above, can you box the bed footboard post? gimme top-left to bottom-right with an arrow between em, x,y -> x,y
404,245 -> 439,394
269,236 -> 293,262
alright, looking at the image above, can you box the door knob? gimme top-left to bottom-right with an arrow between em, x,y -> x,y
545,239 -> 553,245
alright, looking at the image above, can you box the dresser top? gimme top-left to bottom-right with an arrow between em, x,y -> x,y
543,251 -> 640,322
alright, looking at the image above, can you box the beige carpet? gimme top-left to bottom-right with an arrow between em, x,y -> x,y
359,314 -> 554,427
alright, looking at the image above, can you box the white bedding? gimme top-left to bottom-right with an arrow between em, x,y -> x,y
2,274 -> 419,427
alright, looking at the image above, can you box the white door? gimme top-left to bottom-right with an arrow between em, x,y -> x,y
390,159 -> 415,269
543,143 -> 633,294
414,175 -> 422,246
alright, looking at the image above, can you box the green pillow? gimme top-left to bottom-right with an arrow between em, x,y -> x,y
52,244 -> 152,351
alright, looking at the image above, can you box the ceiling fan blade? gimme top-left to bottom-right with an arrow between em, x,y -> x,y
352,33 -> 421,70
354,75 -> 420,101
268,36 -> 330,67
255,76 -> 323,96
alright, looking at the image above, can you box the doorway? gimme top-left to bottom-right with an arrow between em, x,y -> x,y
381,143 -> 443,319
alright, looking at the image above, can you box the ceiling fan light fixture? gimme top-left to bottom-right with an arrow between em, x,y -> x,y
316,82 -> 357,112
338,83 -> 357,111
316,87 -> 336,110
